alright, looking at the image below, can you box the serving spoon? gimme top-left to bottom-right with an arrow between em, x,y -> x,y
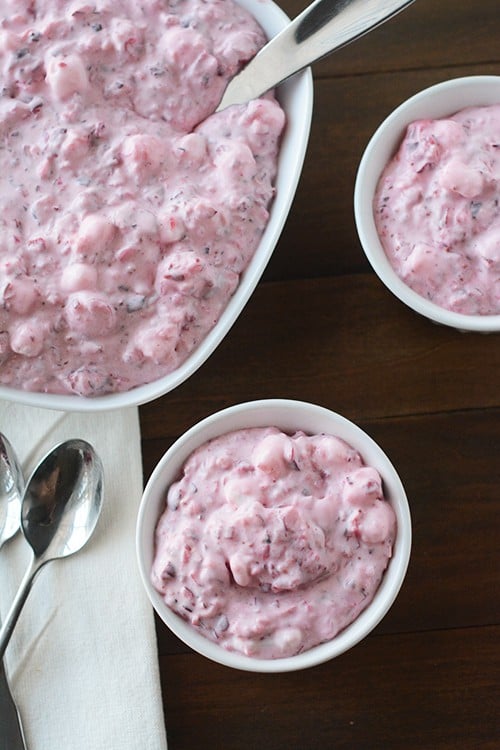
0,439 -> 104,659
0,433 -> 27,750
217,0 -> 415,111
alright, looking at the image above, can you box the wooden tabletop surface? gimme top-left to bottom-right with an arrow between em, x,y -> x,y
139,1 -> 500,747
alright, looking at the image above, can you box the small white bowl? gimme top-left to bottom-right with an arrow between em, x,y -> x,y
354,75 -> 500,332
0,0 -> 313,412
136,399 -> 412,673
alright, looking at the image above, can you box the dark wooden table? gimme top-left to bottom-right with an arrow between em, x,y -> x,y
140,1 -> 500,747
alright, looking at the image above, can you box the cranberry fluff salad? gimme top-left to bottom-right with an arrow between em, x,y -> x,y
374,104 -> 500,315
152,427 -> 397,659
0,0 -> 285,396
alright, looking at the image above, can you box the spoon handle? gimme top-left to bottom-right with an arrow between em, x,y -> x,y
0,556 -> 41,660
217,0 -> 415,110
0,653 -> 27,749
0,605 -> 27,750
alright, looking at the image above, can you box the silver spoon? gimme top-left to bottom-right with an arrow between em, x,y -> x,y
217,0 -> 415,111
0,433 -> 24,548
0,433 -> 27,750
0,439 -> 104,659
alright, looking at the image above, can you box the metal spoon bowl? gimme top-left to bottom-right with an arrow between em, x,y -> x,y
0,433 -> 27,749
0,433 -> 24,547
0,439 -> 104,658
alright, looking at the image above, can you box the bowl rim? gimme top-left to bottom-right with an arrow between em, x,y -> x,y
136,398 -> 412,673
0,0 -> 314,412
354,74 -> 500,332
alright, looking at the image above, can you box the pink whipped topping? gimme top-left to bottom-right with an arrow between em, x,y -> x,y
374,104 -> 500,315
0,0 -> 285,396
152,427 -> 397,659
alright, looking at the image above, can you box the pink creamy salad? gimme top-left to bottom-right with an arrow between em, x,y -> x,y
0,0 -> 285,396
152,427 -> 397,659
374,104 -> 500,315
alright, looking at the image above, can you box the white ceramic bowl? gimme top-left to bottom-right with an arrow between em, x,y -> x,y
354,75 -> 500,332
136,399 -> 412,673
0,0 -> 313,412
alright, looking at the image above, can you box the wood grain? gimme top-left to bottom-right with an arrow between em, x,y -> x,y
158,626 -> 499,750
140,275 -> 500,438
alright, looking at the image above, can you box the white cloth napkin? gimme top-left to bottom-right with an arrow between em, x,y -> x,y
0,401 -> 168,750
